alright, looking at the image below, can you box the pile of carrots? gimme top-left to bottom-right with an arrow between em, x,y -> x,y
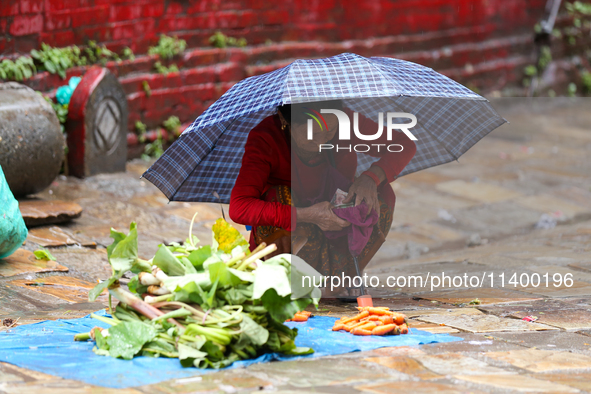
286,310 -> 312,322
332,307 -> 409,336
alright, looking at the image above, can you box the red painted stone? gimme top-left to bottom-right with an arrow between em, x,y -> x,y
67,66 -> 128,177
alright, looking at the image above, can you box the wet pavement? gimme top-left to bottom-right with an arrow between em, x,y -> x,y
1,99 -> 591,392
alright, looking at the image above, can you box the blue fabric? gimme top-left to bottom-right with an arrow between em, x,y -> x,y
0,311 -> 461,388
142,52 -> 506,204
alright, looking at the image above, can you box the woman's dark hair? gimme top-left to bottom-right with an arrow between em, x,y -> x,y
277,99 -> 343,126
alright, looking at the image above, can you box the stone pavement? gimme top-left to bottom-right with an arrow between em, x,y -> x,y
1,98 -> 591,392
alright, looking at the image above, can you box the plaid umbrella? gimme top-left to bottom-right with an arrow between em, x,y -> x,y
142,52 -> 506,203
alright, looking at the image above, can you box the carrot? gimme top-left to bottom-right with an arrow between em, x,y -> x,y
292,313 -> 309,322
366,315 -> 380,321
357,306 -> 389,311
332,322 -> 345,331
348,320 -> 372,331
391,325 -> 401,335
341,310 -> 369,324
285,319 -> 291,322
371,324 -> 396,335
358,322 -> 377,331
374,321 -> 383,326
367,307 -> 389,315
399,323 -> 409,334
378,315 -> 393,325
351,327 -> 373,336
299,311 -> 312,317
392,314 -> 406,325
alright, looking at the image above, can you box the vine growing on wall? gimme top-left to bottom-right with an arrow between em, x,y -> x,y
0,42 -> 135,82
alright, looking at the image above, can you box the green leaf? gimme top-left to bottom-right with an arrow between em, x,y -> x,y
107,227 -> 129,259
127,275 -> 147,295
179,257 -> 197,275
162,272 -> 211,303
187,245 -> 211,268
44,60 -> 56,73
222,287 -> 250,304
227,268 -> 254,283
143,338 -> 177,357
265,331 -> 281,352
178,343 -> 207,367
106,320 -> 156,360
238,314 -> 269,346
261,289 -> 311,324
34,249 -> 56,261
108,223 -> 139,272
212,218 -> 249,254
252,263 -> 291,300
94,328 -> 108,351
200,340 -> 224,361
88,274 -> 121,301
208,261 -> 241,287
283,346 -> 314,356
153,245 -> 187,276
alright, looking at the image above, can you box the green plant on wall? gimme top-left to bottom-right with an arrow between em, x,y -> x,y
153,61 -> 179,75
563,1 -> 591,45
148,35 -> 187,59
31,44 -> 84,79
163,115 -> 181,138
209,31 -> 247,48
142,129 -> 165,160
1,42 -> 133,82
83,40 -> 121,65
0,57 -> 36,81
142,80 -> 151,97
135,121 -> 148,143
122,47 -> 135,61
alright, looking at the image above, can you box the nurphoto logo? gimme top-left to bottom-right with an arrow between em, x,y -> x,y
305,109 -> 418,153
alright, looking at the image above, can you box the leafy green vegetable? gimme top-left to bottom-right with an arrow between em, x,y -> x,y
178,343 -> 207,367
84,218 -> 320,369
153,245 -> 195,275
187,246 -> 211,268
34,249 -> 56,261
106,321 -> 156,359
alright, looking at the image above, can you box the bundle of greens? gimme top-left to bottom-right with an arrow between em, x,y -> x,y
78,217 -> 322,368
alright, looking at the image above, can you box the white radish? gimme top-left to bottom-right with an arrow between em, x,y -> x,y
138,272 -> 161,286
147,285 -> 171,295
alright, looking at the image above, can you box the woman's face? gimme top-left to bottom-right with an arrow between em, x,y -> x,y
290,115 -> 339,153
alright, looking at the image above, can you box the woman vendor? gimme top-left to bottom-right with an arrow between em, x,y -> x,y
229,100 -> 416,296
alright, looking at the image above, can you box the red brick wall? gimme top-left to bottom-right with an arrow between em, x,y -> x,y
2,0 -> 559,156
1,0 -> 546,55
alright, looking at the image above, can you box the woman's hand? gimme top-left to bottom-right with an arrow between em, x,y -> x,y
297,201 -> 351,231
343,174 -> 380,217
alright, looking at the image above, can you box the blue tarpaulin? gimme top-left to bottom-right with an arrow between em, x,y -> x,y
0,310 -> 462,388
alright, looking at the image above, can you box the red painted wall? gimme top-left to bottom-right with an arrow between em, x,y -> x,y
4,0 -> 564,157
1,0 -> 546,56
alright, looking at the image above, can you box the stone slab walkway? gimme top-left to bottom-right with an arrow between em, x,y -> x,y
1,98 -> 591,392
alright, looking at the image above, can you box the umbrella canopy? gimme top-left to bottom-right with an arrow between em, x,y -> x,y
142,52 -> 505,203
